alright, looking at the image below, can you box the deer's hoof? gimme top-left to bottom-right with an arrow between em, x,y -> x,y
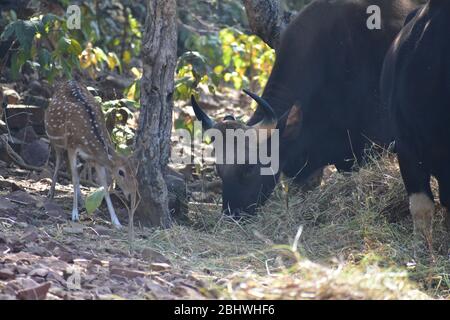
112,221 -> 122,230
71,209 -> 80,222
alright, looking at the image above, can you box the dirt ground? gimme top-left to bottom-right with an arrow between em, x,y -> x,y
0,162 -> 218,300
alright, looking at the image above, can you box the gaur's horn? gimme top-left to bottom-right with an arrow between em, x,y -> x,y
243,89 -> 277,129
191,95 -> 215,130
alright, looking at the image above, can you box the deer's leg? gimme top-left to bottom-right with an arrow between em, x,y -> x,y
76,183 -> 84,207
96,165 -> 122,228
48,147 -> 62,199
75,162 -> 87,207
68,149 -> 80,222
88,163 -> 93,182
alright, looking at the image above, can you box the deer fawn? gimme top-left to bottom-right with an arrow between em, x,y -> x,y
45,80 -> 139,234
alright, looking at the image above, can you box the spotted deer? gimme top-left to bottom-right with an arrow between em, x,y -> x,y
45,79 -> 139,233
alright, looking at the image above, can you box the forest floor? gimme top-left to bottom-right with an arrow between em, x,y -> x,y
0,92 -> 449,300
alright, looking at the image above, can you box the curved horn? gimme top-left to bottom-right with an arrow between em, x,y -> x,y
191,95 -> 215,130
243,89 -> 277,129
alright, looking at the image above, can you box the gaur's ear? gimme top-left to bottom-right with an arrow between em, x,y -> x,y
278,103 -> 302,139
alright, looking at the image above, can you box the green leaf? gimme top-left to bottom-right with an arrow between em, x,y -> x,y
0,22 -> 16,40
177,51 -> 207,79
10,50 -> 26,80
1,19 -> 41,56
57,36 -> 71,52
41,14 -> 62,32
93,47 -> 108,62
38,48 -> 51,67
85,187 -> 106,215
68,38 -> 82,55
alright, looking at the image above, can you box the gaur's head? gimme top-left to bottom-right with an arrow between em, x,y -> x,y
191,90 -> 303,218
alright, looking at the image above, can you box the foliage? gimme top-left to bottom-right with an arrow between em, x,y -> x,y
218,28 -> 275,90
124,67 -> 142,102
75,1 -> 142,76
0,1 -> 142,81
85,186 -> 105,215
175,28 -> 275,101
100,97 -> 139,155
1,14 -> 81,80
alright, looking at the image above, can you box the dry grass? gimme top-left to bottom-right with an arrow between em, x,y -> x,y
118,152 -> 449,300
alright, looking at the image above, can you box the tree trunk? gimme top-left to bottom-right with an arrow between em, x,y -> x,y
134,0 -> 177,227
242,0 -> 293,50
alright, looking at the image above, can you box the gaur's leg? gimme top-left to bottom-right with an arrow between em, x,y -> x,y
396,139 -> 434,257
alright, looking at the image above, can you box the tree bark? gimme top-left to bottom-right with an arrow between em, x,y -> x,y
242,0 -> 293,50
134,0 -> 177,227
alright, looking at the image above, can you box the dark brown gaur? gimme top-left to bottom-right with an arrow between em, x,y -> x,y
381,0 -> 450,257
192,0 -> 418,218
192,90 -> 286,217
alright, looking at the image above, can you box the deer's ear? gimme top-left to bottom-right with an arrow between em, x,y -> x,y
278,103 -> 303,139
